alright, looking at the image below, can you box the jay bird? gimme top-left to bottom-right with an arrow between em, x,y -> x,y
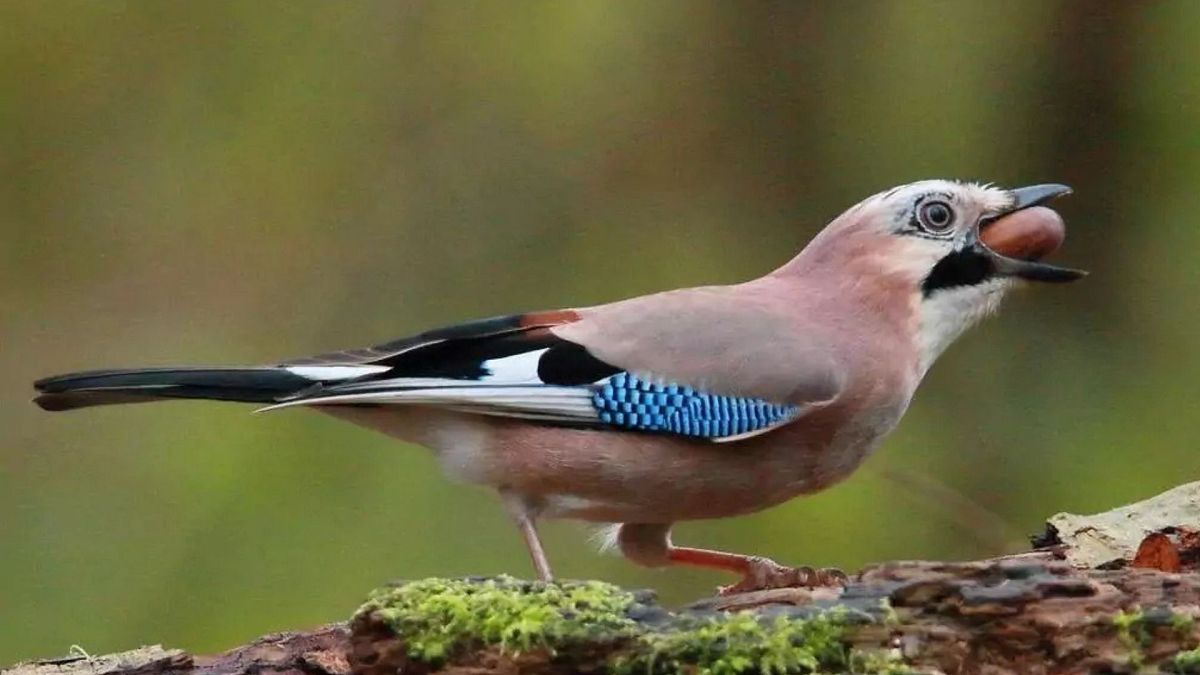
33,180 -> 1084,594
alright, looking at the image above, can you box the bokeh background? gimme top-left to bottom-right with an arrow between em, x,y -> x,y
3,0 -> 1198,663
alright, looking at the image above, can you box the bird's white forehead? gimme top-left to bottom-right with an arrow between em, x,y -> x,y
864,179 -> 1013,215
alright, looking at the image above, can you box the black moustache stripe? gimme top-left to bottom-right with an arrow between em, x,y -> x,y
922,248 -> 994,296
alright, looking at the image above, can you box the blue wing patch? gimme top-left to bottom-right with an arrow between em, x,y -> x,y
592,372 -> 799,439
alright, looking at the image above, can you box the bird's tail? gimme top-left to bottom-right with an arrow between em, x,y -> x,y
33,367 -> 313,411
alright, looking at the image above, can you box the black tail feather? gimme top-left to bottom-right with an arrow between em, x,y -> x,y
33,367 -> 311,411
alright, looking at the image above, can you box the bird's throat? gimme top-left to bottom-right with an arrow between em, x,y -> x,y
921,248 -> 995,296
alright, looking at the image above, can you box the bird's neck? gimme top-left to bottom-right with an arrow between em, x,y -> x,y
754,238 -> 927,393
770,240 -> 920,333
910,278 -> 1015,373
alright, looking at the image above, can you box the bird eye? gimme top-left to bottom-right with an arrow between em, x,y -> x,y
917,200 -> 955,232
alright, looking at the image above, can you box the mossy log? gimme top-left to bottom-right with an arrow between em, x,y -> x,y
6,483 -> 1200,675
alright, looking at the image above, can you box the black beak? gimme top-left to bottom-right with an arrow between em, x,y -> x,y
974,183 -> 1087,283
1005,183 -> 1074,212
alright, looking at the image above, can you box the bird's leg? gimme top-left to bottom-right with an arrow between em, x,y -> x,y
616,523 -> 845,595
667,546 -> 846,594
501,491 -> 554,582
517,516 -> 554,582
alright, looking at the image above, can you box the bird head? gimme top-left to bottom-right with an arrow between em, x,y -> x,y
783,180 -> 1086,370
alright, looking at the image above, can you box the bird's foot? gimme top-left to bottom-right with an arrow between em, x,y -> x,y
716,557 -> 847,595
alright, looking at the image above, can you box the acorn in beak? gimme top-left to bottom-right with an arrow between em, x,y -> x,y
976,184 -> 1087,282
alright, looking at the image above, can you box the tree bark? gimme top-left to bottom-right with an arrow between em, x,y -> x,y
7,483 -> 1200,675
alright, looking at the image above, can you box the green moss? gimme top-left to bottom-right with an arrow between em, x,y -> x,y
1165,614 -> 1200,674
1110,608 -> 1200,672
1113,610 -> 1149,669
848,649 -> 920,675
613,609 -> 908,675
359,577 -> 912,674
612,612 -> 839,675
1172,613 -> 1197,635
358,576 -> 639,664
878,598 -> 901,628
1168,648 -> 1200,674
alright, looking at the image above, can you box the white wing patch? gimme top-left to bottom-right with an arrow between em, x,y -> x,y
286,365 -> 392,381
481,348 -> 549,383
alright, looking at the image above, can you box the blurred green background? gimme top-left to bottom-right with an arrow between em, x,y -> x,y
3,0 -> 1198,664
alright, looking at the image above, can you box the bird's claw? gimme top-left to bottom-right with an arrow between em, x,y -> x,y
716,557 -> 847,595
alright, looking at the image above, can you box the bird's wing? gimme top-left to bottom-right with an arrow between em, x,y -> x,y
283,310 -> 582,367
264,286 -> 843,442
552,283 -> 844,405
